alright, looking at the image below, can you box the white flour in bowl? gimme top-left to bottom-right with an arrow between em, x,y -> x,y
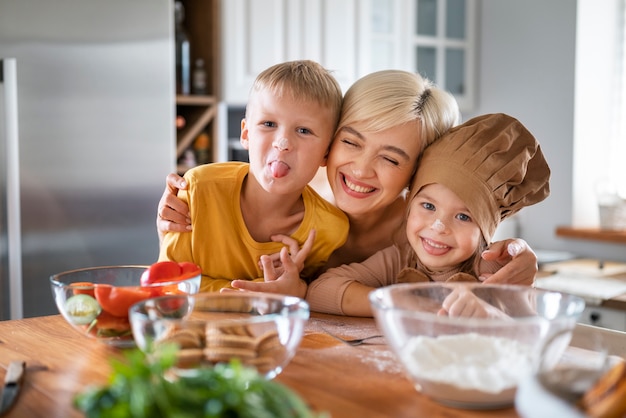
400,332 -> 535,407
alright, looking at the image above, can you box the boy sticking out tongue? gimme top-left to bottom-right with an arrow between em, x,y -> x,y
158,60 -> 349,297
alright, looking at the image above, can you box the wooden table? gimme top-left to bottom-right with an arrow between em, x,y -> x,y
0,313 -> 561,418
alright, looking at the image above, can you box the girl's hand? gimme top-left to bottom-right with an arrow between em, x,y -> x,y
480,238 -> 537,286
440,286 -> 511,319
230,247 -> 308,298
156,173 -> 192,243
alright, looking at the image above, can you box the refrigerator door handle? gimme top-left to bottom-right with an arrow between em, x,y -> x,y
1,58 -> 23,320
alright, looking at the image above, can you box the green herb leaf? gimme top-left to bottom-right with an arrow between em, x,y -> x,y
74,347 -> 326,418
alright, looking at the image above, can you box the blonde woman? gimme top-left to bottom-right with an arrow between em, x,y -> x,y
157,70 -> 538,297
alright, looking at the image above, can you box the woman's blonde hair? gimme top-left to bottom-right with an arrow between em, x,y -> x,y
338,70 -> 460,154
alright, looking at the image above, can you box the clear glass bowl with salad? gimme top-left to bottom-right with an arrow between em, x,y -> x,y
50,263 -> 201,348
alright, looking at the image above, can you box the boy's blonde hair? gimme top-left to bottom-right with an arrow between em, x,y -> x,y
248,60 -> 343,130
338,70 -> 460,155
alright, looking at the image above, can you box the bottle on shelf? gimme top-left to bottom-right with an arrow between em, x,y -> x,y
193,132 -> 211,165
175,1 -> 190,95
192,58 -> 207,95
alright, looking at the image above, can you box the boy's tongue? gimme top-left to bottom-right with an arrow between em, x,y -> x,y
270,161 -> 290,178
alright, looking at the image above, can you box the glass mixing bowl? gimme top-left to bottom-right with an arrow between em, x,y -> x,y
369,282 -> 585,409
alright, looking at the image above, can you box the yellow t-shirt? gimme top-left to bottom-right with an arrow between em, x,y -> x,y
159,162 -> 349,292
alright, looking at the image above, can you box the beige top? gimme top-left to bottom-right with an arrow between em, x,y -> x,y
306,244 -> 503,315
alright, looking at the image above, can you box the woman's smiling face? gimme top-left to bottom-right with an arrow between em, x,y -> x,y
325,119 -> 423,217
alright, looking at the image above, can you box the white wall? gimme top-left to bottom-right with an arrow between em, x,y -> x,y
468,0 -> 626,262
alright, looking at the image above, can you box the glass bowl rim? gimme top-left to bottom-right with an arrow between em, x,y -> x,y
129,292 -> 311,323
369,282 -> 586,326
49,265 -> 200,288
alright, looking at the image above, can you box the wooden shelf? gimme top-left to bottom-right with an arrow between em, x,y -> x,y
556,226 -> 626,245
175,0 -> 220,174
176,94 -> 216,157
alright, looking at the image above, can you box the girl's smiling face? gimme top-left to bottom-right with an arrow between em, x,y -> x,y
406,183 -> 482,271
325,120 -> 423,218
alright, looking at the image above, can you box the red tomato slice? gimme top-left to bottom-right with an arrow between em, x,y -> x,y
140,261 -> 181,286
156,297 -> 187,314
147,283 -> 187,298
94,284 -> 151,317
70,281 -> 96,298
140,261 -> 201,286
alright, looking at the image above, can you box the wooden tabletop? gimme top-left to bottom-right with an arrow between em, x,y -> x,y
0,313 -> 525,418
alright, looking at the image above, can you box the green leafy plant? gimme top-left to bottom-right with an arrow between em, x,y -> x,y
74,345 -> 325,418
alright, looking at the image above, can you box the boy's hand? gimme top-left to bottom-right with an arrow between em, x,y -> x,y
230,247 -> 308,298
257,230 -> 316,274
480,238 -> 537,286
156,173 -> 192,243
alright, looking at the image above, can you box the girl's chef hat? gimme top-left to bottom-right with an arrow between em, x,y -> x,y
409,113 -> 551,243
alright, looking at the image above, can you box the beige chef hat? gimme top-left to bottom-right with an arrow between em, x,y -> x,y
409,113 -> 551,243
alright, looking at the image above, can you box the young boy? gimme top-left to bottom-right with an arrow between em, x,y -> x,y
305,113 -> 551,316
158,60 -> 349,297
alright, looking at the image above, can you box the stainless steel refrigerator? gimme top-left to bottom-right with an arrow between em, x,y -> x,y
0,0 -> 175,319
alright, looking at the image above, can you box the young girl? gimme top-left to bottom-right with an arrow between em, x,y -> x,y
305,113 -> 551,316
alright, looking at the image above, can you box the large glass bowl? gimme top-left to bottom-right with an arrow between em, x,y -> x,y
129,292 -> 310,379
50,265 -> 201,348
369,282 -> 585,409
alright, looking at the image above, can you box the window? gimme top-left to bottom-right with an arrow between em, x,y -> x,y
364,0 -> 476,111
573,0 -> 626,227
412,0 -> 474,109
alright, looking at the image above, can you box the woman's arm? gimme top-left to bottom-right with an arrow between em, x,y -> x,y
156,173 -> 192,244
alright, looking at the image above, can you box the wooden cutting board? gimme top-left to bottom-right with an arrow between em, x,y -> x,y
540,258 -> 626,277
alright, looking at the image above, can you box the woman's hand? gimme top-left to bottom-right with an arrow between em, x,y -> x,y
480,238 -> 538,286
156,173 -> 192,243
230,247 -> 308,298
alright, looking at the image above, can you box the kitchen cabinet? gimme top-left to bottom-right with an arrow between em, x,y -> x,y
220,0 -> 360,104
175,0 -> 221,172
218,0 -> 476,159
579,306 -> 626,332
176,95 -> 217,173
219,0 -> 475,108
